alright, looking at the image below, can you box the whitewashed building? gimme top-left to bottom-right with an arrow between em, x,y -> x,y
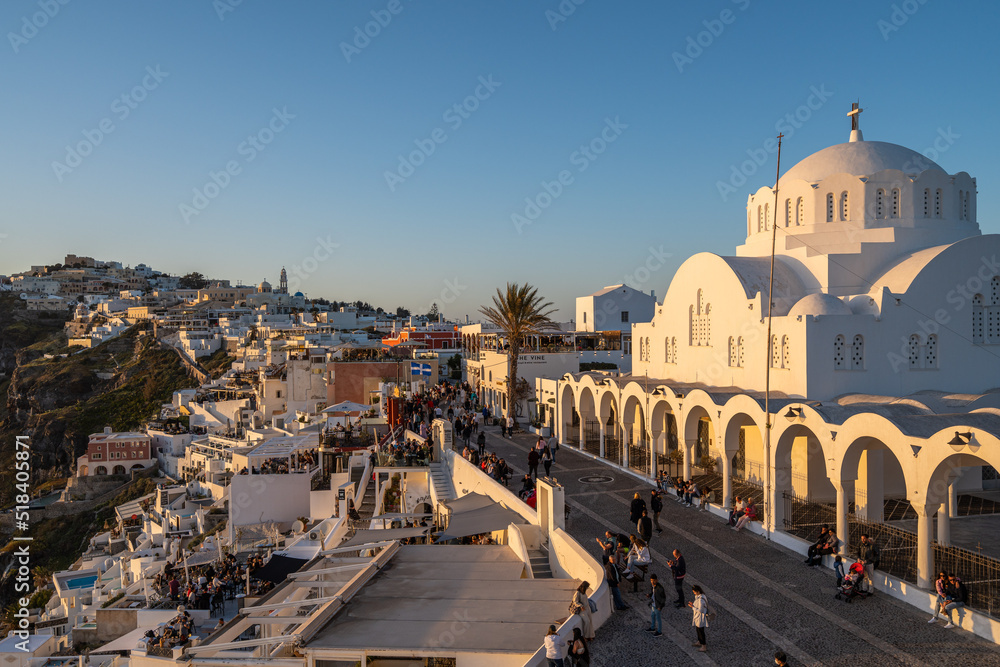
551,110 -> 1000,593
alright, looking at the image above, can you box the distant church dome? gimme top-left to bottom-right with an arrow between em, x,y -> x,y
782,140 -> 943,182
258,280 -> 272,293
788,293 -> 853,318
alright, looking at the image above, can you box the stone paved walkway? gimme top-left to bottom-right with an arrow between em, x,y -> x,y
477,426 -> 1000,667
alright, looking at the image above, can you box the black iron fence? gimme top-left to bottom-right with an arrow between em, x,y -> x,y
629,443 -> 650,475
783,491 -> 1000,618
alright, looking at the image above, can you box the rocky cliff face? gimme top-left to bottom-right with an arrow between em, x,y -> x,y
0,301 -> 197,497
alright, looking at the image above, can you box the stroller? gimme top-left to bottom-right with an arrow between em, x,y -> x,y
834,562 -> 868,603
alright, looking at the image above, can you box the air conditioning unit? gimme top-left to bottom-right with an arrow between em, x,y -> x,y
308,531 -> 320,541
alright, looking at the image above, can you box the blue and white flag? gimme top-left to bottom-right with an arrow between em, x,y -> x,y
410,362 -> 432,376
420,363 -> 432,376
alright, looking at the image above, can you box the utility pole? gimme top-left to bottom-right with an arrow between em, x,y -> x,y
764,133 -> 784,541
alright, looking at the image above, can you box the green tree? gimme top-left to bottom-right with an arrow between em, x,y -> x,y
479,283 -> 555,426
178,272 -> 209,289
396,306 -> 410,318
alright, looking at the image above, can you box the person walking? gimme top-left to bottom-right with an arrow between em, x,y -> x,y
542,444 -> 553,478
637,509 -> 653,543
548,433 -> 559,463
650,490 -> 664,533
543,625 -> 567,667
506,414 -> 514,436
688,585 -> 710,652
500,418 -> 507,438
668,549 -> 686,607
629,492 -> 646,525
528,448 -> 540,480
605,554 -> 628,611
571,581 -> 595,640
644,573 -> 666,637
477,431 -> 487,458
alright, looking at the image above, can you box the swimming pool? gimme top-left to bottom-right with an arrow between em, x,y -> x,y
63,575 -> 97,590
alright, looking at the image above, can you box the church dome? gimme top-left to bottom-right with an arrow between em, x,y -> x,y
782,141 -> 943,182
788,293 -> 853,318
258,280 -> 272,293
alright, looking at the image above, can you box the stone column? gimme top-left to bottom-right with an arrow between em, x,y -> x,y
622,424 -> 631,468
948,478 -> 959,519
720,451 -> 733,509
578,418 -> 585,450
913,502 -> 934,589
599,424 -> 605,459
683,439 -> 695,481
937,500 -> 950,547
834,480 -> 853,555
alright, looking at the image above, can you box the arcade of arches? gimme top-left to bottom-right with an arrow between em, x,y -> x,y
552,373 -> 1000,588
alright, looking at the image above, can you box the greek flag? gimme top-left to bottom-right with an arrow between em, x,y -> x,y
410,362 -> 432,376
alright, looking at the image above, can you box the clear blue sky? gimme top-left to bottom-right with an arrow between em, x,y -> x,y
2,0 -> 997,320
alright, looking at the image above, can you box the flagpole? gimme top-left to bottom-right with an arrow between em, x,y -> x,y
764,133 -> 784,542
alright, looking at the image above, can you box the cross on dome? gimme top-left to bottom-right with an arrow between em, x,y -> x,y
847,102 -> 864,142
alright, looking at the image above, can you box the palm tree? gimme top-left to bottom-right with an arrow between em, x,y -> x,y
479,283 -> 556,428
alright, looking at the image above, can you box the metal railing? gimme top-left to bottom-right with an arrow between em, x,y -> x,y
934,541 -> 1000,617
783,491 -> 1000,618
628,443 -> 650,475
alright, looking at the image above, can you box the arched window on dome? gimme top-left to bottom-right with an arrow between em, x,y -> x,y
781,335 -> 790,369
737,336 -> 745,367
923,188 -> 930,218
785,198 -> 792,227
796,197 -> 804,226
728,337 -> 736,367
851,335 -> 864,370
891,188 -> 900,218
826,193 -> 834,222
908,334 -> 921,368
973,294 -> 984,343
840,191 -> 849,221
764,203 -> 770,231
925,334 -> 938,369
833,335 -> 845,369
876,189 -> 885,219
934,189 -> 942,218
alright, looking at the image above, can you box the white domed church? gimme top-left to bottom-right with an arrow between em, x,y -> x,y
550,107 -> 1000,593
